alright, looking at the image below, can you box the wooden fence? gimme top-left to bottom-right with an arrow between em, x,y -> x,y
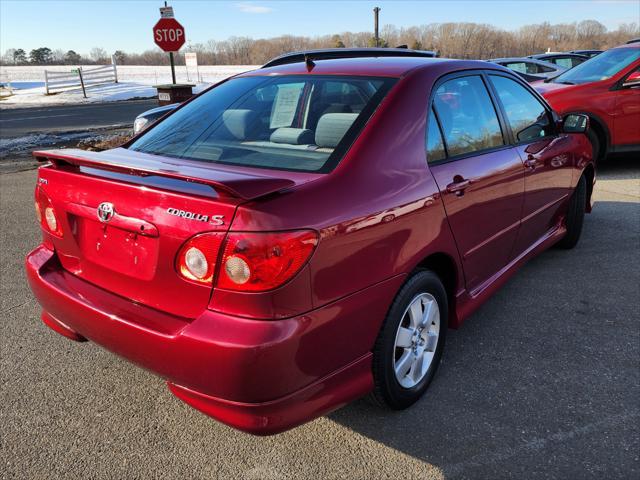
44,61 -> 118,96
0,72 -> 13,97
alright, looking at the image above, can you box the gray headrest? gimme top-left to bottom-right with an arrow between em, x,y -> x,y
315,113 -> 359,148
270,127 -> 315,145
222,109 -> 255,140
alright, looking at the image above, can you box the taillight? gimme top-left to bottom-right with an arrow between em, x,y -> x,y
44,207 -> 58,232
217,230 -> 318,292
175,233 -> 225,285
35,187 -> 63,237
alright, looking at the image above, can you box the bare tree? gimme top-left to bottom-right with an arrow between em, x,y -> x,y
2,48 -> 17,65
90,47 -> 108,64
2,20 -> 637,66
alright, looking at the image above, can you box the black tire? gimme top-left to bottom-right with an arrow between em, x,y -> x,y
369,269 -> 448,409
557,174 -> 586,249
587,128 -> 602,162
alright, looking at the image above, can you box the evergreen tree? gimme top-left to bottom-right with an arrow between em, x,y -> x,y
29,47 -> 52,64
64,50 -> 82,65
14,49 -> 27,64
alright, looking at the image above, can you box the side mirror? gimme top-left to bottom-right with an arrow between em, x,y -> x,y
622,70 -> 640,88
562,113 -> 589,134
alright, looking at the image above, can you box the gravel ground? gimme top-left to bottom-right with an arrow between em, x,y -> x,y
1,157 -> 638,479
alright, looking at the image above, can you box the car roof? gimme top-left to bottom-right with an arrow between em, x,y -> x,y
489,57 -> 538,62
530,53 -> 588,59
239,56 -> 501,78
261,47 -> 437,68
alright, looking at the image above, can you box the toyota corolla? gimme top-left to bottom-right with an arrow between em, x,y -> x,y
26,51 -> 594,435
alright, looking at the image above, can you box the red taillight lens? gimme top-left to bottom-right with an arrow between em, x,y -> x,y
217,230 -> 318,292
35,187 -> 63,237
176,233 -> 225,285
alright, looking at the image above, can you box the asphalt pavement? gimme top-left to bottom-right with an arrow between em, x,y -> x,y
0,100 -> 157,138
1,158 -> 638,479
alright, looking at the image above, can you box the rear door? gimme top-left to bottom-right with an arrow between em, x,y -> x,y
427,73 -> 525,293
487,73 -> 573,256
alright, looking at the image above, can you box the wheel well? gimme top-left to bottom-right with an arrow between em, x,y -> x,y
414,253 -> 458,312
587,115 -> 608,160
582,163 -> 595,212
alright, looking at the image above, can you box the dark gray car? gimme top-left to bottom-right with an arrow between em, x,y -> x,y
528,53 -> 590,69
487,57 -> 566,80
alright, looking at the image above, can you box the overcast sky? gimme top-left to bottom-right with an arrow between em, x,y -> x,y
1,0 -> 638,54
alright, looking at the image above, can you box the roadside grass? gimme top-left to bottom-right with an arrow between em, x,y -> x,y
77,133 -> 132,151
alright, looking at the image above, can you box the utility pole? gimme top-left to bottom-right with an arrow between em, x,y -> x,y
373,7 -> 381,47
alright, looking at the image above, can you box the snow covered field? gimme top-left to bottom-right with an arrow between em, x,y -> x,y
0,65 -> 259,108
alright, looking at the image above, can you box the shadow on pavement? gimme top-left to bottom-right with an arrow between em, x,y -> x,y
328,199 -> 640,478
596,153 -> 639,179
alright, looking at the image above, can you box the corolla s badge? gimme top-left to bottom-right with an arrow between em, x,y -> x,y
167,208 -> 224,226
97,202 -> 115,223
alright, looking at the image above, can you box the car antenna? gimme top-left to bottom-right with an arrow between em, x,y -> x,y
304,54 -> 315,71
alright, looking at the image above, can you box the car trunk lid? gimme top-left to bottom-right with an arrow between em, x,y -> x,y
33,148 -> 300,318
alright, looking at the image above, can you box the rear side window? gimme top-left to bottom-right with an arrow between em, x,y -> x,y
553,57 -> 574,69
505,62 -> 547,75
129,75 -> 395,173
525,63 -> 540,74
433,75 -> 504,157
490,75 -> 554,142
426,108 -> 446,163
504,62 -> 527,74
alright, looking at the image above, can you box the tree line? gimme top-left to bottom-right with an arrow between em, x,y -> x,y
2,47 -> 120,65
2,20 -> 638,66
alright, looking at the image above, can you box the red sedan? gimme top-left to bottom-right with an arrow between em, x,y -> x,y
535,42 -> 640,160
26,52 -> 594,435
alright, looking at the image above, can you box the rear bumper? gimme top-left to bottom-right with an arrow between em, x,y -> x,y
26,245 -> 402,434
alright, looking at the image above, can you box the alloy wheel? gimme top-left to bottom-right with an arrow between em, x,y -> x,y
393,293 -> 440,389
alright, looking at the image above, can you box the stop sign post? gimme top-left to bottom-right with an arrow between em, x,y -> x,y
152,7 -> 186,84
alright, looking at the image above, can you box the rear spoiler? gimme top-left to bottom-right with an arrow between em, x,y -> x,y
33,148 -> 295,201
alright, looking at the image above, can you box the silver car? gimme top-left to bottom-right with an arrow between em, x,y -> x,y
528,53 -> 589,69
487,57 -> 566,80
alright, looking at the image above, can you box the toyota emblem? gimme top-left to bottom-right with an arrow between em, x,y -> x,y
97,202 -> 115,223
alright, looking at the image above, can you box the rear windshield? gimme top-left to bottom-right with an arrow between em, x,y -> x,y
129,75 -> 396,173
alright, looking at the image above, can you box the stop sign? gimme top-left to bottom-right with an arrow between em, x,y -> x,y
153,18 -> 186,52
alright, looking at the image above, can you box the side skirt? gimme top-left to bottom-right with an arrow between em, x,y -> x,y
451,224 -> 567,327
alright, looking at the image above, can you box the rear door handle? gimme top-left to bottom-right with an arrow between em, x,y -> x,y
446,178 -> 471,196
524,155 -> 538,169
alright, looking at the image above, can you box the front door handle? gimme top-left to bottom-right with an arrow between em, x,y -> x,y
446,177 -> 471,196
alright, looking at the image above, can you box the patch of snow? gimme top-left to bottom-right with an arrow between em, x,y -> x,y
1,82 -> 159,108
0,132 -> 89,158
0,127 -> 130,159
0,65 -> 258,109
